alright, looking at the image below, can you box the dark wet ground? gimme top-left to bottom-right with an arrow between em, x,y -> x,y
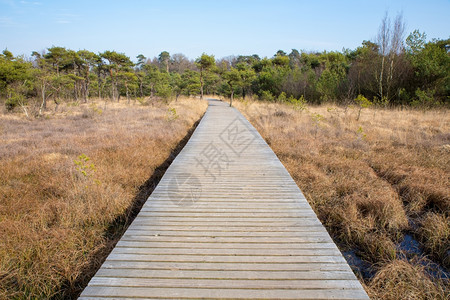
343,233 -> 449,281
342,250 -> 376,279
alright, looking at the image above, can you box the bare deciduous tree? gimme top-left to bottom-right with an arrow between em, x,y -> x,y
387,13 -> 406,99
377,13 -> 390,99
376,12 -> 406,100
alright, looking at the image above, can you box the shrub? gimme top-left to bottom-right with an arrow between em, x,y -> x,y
411,88 -> 439,108
277,92 -> 287,102
354,94 -> 372,120
260,90 -> 274,102
289,95 -> 307,111
5,89 -> 27,111
156,84 -> 172,102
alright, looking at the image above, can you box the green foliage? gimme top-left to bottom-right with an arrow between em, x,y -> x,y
272,55 -> 290,67
5,87 -> 27,111
356,126 -> 366,140
222,67 -> 241,106
411,88 -> 439,108
397,88 -> 410,105
44,46 -> 68,74
67,101 -> 80,107
355,94 -> 373,120
2,49 -> 14,60
136,54 -> 146,69
73,154 -> 101,186
0,53 -> 33,93
311,112 -> 324,124
166,107 -> 178,121
316,55 -> 347,102
0,50 -> 34,113
236,62 -> 256,97
1,23 -> 449,112
408,38 -> 450,99
406,30 -> 427,55
260,90 -> 274,101
136,97 -> 149,106
74,154 -> 96,178
158,51 -> 170,72
355,94 -> 373,108
195,53 -> 215,98
101,50 -> 133,69
223,67 -> 241,85
204,71 -> 221,94
156,83 -> 172,100
373,96 -> 389,107
277,92 -> 287,102
195,53 -> 215,71
180,70 -> 201,96
310,113 -> 324,138
257,68 -> 277,95
289,95 -> 307,111
239,70 -> 256,98
100,50 -> 134,101
89,103 -> 103,115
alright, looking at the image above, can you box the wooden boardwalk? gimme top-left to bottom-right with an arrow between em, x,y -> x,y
79,99 -> 369,299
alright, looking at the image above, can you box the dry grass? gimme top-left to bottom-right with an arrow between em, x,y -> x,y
417,213 -> 450,270
234,98 -> 449,299
0,97 -> 207,299
368,259 -> 447,300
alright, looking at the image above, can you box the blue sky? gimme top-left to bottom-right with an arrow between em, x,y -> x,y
1,0 -> 449,61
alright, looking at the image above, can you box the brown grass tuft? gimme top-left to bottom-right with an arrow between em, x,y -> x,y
367,259 -> 448,299
417,213 -> 450,269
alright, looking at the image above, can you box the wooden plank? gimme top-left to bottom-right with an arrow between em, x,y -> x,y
137,211 -> 317,217
116,241 -> 339,249
79,99 -> 369,299
139,207 -> 313,212
126,225 -> 327,232
95,269 -> 357,280
142,203 -> 313,209
101,261 -> 353,272
111,247 -> 341,256
88,277 -> 364,289
118,236 -> 333,243
130,220 -> 324,227
80,286 -> 369,299
105,253 -> 347,264
134,215 -> 318,221
122,229 -> 329,237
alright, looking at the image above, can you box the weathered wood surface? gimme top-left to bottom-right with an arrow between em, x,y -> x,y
79,99 -> 369,299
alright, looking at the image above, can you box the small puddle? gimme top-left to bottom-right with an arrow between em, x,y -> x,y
397,233 -> 449,280
342,250 -> 375,279
397,233 -> 422,257
343,233 -> 449,282
423,260 -> 450,280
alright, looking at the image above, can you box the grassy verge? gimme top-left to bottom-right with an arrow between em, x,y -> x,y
234,98 -> 449,299
0,97 -> 207,299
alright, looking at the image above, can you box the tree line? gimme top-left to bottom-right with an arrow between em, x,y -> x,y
1,14 -> 448,115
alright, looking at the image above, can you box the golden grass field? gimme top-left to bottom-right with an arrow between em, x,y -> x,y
0,98 -> 207,299
0,96 -> 448,299
233,98 -> 449,299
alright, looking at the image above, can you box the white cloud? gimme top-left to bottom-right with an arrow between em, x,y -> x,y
53,12 -> 79,24
0,16 -> 16,27
19,1 -> 42,5
55,19 -> 70,24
